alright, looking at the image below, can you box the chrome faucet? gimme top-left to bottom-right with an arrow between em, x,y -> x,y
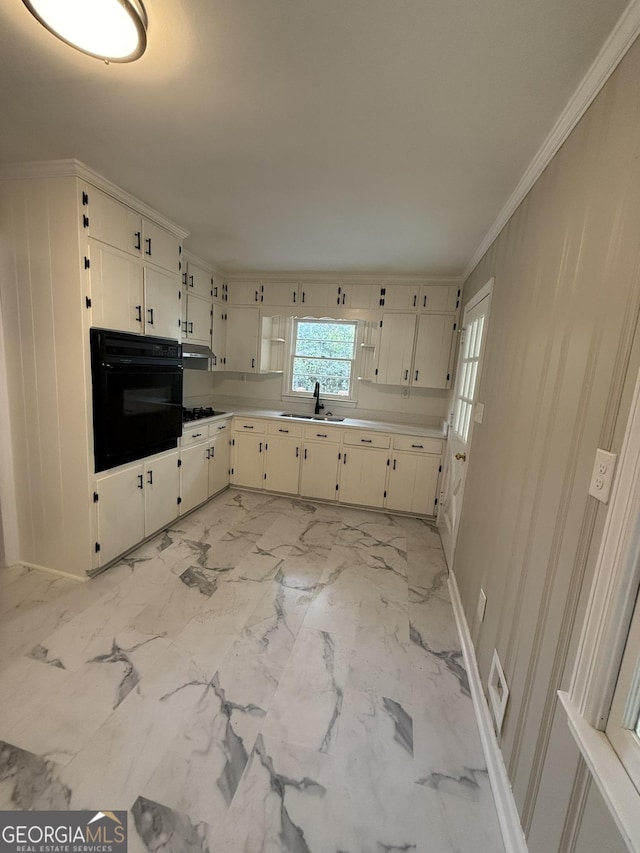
313,381 -> 324,415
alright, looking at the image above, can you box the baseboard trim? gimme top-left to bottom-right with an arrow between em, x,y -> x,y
16,561 -> 88,583
448,569 -> 529,853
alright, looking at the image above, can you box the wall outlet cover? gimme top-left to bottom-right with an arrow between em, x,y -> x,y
588,448 -> 617,504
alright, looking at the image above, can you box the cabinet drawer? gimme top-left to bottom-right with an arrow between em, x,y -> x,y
392,435 -> 443,454
233,418 -> 266,434
181,427 -> 210,447
303,425 -> 341,442
209,419 -> 232,438
268,421 -> 303,438
343,429 -> 390,449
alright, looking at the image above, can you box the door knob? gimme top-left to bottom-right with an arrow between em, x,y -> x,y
455,452 -> 467,461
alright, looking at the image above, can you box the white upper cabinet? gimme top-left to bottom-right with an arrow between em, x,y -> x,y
412,313 -> 456,389
85,187 -> 142,257
211,302 -> 227,369
419,284 -> 460,313
184,293 -> 212,345
335,283 -> 377,309
375,314 -> 416,385
89,240 -> 144,334
85,187 -> 181,275
144,267 -> 181,340
261,281 -> 297,306
225,306 -> 260,372
227,280 -> 262,305
184,261 -> 213,300
378,284 -> 420,310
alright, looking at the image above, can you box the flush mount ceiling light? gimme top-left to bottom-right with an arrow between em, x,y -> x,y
22,0 -> 148,63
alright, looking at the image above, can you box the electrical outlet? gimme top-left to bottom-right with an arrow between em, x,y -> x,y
401,387 -> 409,399
477,588 -> 487,623
588,448 -> 617,503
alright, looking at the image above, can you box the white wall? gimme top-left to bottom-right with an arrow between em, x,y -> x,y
454,31 -> 640,852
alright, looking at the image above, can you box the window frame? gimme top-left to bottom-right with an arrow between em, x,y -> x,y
559,362 -> 640,850
283,317 -> 361,405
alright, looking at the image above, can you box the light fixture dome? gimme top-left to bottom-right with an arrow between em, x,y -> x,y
22,0 -> 148,63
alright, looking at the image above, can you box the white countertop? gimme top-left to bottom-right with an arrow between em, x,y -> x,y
183,406 -> 447,439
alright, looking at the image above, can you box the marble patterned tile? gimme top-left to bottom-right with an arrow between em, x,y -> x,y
262,627 -> 352,754
0,492 -> 504,853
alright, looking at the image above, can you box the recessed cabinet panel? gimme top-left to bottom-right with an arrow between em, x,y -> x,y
89,240 -> 144,334
375,314 -> 416,385
386,453 -> 440,515
264,435 -> 301,494
227,281 -> 262,305
232,433 -> 265,489
144,450 -> 180,536
211,302 -> 227,369
262,281 -> 298,306
142,219 -> 181,274
144,267 -> 181,340
378,284 -> 419,310
413,314 -> 455,389
419,284 -> 460,313
225,307 -> 260,372
340,446 -> 387,507
208,434 -> 230,496
185,292 -> 212,345
300,442 -> 340,501
185,262 -> 212,300
95,464 -> 145,566
86,188 -> 142,257
180,442 -> 209,515
297,282 -> 332,308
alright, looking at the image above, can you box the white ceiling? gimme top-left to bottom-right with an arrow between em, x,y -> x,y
0,0 -> 631,275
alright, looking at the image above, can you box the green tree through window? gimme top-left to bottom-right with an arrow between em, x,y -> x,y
292,320 -> 357,396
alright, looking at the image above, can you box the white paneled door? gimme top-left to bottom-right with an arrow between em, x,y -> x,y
439,279 -> 493,569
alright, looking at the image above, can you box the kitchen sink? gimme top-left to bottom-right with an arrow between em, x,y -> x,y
280,413 -> 345,422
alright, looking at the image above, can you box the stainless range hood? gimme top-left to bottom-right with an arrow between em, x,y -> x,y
182,342 -> 215,369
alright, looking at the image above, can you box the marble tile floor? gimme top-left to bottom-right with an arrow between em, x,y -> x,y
0,489 -> 505,852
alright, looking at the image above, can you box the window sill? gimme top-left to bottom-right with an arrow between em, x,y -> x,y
558,690 -> 640,851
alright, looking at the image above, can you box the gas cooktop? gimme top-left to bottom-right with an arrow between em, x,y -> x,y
182,406 -> 227,423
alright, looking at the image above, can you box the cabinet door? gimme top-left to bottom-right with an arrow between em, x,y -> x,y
338,283 -> 377,310
379,284 -> 419,310
419,284 -> 460,313
95,464 -> 145,566
386,453 -> 440,515
297,282 -> 332,308
186,262 -> 213,300
339,446 -> 387,508
185,293 -> 213,344
212,275 -> 225,302
180,442 -> 209,515
227,281 -> 261,305
143,220 -> 181,274
225,307 -> 260,372
300,442 -> 340,501
89,240 -> 144,334
208,435 -> 230,497
87,187 -> 142,257
144,267 -> 181,340
262,281 -> 296,306
375,314 -> 416,385
412,314 -> 456,389
231,433 -> 265,489
144,450 -> 180,536
264,435 -> 301,494
211,303 -> 227,370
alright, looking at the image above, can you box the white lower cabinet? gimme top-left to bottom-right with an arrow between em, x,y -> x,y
94,449 -> 179,566
144,451 -> 181,534
231,431 -> 266,489
264,434 -> 301,494
385,451 -> 441,515
180,442 -> 210,514
300,441 -> 341,501
208,433 -> 230,496
340,446 -> 388,508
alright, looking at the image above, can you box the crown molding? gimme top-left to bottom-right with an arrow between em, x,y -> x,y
464,0 -> 640,280
0,158 -> 190,240
222,270 -> 463,284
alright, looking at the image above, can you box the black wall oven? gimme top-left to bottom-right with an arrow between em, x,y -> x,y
90,328 -> 183,472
